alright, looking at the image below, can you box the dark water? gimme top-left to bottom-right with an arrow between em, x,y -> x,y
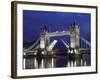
23,54 -> 91,69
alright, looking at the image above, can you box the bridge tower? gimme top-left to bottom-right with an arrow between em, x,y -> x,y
70,21 -> 80,54
40,26 -> 48,55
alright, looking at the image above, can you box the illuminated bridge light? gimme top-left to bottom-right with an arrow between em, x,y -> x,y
41,51 -> 45,55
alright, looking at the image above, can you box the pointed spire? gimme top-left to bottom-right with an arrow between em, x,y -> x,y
73,20 -> 77,26
40,26 -> 49,32
71,20 -> 79,28
44,26 -> 48,31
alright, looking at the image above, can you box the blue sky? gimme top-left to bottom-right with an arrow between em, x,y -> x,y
23,10 -> 91,46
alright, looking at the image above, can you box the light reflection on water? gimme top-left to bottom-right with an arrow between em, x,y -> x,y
23,54 -> 91,69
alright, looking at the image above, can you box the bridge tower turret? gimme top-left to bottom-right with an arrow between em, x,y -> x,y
40,26 -> 48,55
70,21 -> 80,54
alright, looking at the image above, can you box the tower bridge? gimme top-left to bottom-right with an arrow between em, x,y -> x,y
24,21 -> 91,56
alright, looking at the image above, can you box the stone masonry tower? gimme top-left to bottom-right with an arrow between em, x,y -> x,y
70,21 -> 80,54
40,26 -> 48,54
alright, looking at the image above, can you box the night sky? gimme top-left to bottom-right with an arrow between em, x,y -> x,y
23,10 -> 91,48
